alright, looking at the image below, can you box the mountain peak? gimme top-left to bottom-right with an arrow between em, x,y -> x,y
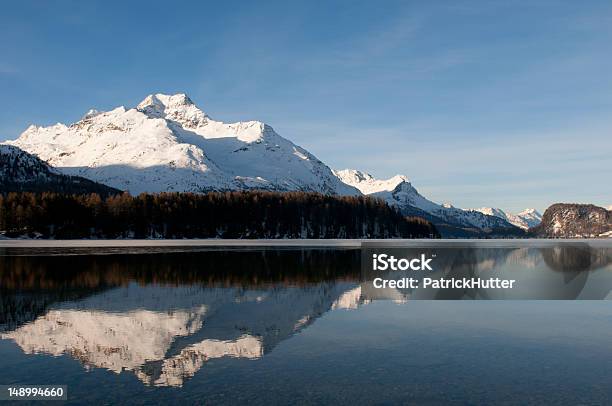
136,93 -> 208,128
82,109 -> 101,120
334,169 -> 409,194
388,174 -> 409,184
475,207 -> 507,218
473,207 -> 542,230
518,208 -> 541,216
334,169 -> 374,182
137,93 -> 194,110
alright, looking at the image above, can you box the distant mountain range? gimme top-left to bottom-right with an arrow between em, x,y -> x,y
334,169 -> 529,237
472,207 -> 542,230
0,92 -> 561,237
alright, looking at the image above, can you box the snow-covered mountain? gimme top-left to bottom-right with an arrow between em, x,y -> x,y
5,93 -> 358,196
515,208 -> 543,228
2,93 -> 534,237
474,207 -> 542,230
335,169 -> 521,235
332,169 -> 408,194
0,144 -> 119,195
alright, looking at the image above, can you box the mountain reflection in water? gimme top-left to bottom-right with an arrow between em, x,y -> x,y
1,249 -> 362,387
0,244 -> 612,389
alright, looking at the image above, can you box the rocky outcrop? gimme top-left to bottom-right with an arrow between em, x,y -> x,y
531,204 -> 612,238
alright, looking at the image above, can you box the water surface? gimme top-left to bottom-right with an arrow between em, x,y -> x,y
1,242 -> 611,404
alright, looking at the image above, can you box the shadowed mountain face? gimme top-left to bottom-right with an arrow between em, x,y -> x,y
0,145 -> 120,195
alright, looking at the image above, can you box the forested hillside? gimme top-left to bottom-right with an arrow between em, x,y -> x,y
0,145 -> 120,196
0,191 -> 439,239
530,203 -> 611,238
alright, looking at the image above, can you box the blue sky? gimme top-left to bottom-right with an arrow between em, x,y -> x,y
1,0 -> 611,212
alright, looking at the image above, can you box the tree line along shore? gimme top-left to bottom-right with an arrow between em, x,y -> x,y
0,191 -> 439,239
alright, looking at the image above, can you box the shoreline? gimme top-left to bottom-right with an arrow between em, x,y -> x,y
1,238 -> 612,249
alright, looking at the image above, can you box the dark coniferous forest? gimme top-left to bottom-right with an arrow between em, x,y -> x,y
0,191 -> 439,239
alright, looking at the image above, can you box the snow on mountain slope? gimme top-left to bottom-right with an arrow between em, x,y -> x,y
336,169 -> 517,231
475,207 -> 508,220
5,93 -> 359,196
515,208 -> 543,228
334,169 -> 407,194
475,207 -> 542,230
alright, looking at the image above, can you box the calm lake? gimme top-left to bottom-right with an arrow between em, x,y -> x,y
1,241 -> 611,405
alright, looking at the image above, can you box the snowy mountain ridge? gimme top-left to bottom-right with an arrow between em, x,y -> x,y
474,207 -> 542,230
5,93 -> 358,196
333,169 -> 408,194
335,169 -> 523,233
